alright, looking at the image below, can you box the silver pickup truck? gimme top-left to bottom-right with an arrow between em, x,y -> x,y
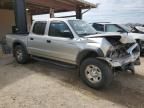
6,18 -> 140,89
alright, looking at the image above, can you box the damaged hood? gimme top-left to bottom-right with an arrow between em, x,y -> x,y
85,32 -> 135,44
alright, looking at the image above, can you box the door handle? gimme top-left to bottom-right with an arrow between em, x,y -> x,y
47,40 -> 51,43
30,38 -> 34,40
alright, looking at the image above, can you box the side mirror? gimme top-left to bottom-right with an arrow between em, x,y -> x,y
62,30 -> 74,39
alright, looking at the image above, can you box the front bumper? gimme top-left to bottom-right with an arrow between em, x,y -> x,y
99,43 -> 140,67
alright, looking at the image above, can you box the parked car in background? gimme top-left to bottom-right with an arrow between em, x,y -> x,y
130,26 -> 144,34
92,22 -> 144,54
6,19 -> 140,89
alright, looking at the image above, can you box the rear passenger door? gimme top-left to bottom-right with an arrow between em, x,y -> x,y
28,21 -> 47,56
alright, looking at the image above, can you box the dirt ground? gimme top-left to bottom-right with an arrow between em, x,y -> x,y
0,55 -> 144,108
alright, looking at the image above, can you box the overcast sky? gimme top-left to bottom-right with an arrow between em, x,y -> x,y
33,0 -> 144,24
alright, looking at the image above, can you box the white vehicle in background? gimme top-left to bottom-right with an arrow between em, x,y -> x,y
135,26 -> 144,33
92,23 -> 144,54
128,25 -> 144,34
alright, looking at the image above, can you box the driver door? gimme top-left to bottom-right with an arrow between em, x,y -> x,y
43,21 -> 79,63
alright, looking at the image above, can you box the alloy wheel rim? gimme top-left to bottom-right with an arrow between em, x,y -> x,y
85,65 -> 102,83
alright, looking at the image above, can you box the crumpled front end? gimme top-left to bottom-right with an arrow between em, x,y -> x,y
86,33 -> 140,67
99,43 -> 140,67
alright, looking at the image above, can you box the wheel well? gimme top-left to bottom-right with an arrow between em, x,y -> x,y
78,51 -> 99,65
13,42 -> 21,49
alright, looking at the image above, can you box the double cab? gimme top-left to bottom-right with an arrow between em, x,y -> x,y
6,18 -> 140,89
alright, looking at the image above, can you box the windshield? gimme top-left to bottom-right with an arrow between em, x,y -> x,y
68,20 -> 97,37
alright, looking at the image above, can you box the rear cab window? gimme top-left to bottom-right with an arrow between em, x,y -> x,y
32,21 -> 47,35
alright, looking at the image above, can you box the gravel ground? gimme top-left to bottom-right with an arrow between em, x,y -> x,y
0,55 -> 144,108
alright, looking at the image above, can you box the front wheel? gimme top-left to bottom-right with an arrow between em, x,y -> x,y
14,45 -> 30,64
80,58 -> 113,89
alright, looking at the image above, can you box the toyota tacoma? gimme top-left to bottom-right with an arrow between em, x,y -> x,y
6,18 -> 140,89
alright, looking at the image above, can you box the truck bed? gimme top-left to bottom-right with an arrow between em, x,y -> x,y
6,34 -> 28,49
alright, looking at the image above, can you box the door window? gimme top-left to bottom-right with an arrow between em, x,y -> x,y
48,21 -> 73,38
32,22 -> 46,35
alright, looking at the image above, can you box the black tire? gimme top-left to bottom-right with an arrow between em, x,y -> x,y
80,58 -> 113,89
14,45 -> 30,64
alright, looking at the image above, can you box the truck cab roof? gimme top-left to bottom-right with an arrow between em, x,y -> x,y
33,18 -> 81,23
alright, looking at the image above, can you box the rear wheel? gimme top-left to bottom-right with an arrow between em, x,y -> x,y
14,45 -> 30,64
80,58 -> 113,89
